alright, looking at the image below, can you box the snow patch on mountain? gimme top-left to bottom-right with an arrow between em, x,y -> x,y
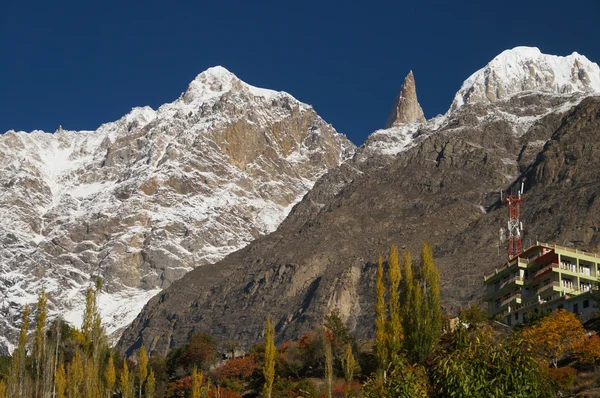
0,66 -> 354,354
451,46 -> 600,111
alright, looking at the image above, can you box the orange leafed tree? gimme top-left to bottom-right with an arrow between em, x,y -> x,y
521,309 -> 585,367
574,334 -> 600,364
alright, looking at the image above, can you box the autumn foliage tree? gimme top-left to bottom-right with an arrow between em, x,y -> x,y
521,309 -> 588,367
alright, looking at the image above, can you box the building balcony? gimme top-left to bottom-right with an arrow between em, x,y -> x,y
484,276 -> 523,300
533,263 -> 559,280
537,281 -> 560,296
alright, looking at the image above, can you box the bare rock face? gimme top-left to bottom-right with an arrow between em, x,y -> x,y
0,66 -> 354,354
118,87 -> 600,357
384,71 -> 426,128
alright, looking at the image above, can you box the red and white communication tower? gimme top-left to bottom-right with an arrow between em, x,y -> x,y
501,182 -> 524,258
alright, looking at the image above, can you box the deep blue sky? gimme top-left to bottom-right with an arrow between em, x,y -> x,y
1,0 -> 599,145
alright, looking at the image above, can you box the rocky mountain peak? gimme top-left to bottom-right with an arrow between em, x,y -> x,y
450,46 -> 600,111
384,70 -> 426,128
183,66 -> 280,104
0,66 -> 355,355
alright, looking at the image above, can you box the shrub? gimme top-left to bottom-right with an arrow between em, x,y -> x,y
548,366 -> 577,389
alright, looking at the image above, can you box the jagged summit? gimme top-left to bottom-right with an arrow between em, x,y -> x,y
450,46 -> 600,111
384,70 -> 426,128
0,67 -> 354,354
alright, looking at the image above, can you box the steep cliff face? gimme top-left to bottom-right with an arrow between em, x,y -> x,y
119,79 -> 600,356
0,67 -> 354,354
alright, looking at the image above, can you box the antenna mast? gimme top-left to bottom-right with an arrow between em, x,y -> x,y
502,182 -> 524,258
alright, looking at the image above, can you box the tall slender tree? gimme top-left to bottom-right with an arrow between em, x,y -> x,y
262,314 -> 276,398
341,343 -> 357,398
387,245 -> 403,361
9,304 -> 30,398
191,367 -> 203,398
404,242 -> 441,362
67,350 -> 84,398
104,354 -> 116,398
120,360 -> 133,398
137,346 -> 149,398
145,370 -> 155,398
324,329 -> 333,398
33,289 -> 48,398
374,254 -> 388,374
55,363 -> 66,398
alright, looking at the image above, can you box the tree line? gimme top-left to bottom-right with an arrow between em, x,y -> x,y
2,242 -> 600,397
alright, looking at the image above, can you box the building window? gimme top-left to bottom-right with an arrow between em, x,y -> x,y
557,304 -> 564,309
515,312 -> 519,321
584,300 -> 590,308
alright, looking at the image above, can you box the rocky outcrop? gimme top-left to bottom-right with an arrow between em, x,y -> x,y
384,71 -> 426,127
118,90 -> 600,357
0,67 -> 354,354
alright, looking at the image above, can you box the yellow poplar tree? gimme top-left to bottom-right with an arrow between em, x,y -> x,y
191,367 -> 203,398
104,354 -> 116,398
9,304 -> 30,398
55,363 -> 66,398
137,346 -> 149,398
387,245 -> 403,360
120,360 -> 133,398
263,314 -> 276,398
145,370 -> 155,398
374,254 -> 388,373
341,343 -> 357,397
67,350 -> 84,398
33,289 -> 48,398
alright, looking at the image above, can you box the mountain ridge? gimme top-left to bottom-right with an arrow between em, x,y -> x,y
117,47 -> 600,356
0,66 -> 354,354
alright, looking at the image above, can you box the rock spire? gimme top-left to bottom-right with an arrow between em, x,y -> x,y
384,70 -> 426,128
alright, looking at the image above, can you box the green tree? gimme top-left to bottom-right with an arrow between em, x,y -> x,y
432,325 -> 554,397
262,314 -> 276,398
404,242 -> 441,363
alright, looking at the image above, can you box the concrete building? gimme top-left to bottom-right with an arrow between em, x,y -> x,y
484,242 -> 600,326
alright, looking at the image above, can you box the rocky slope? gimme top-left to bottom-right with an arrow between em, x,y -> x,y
118,48 -> 600,357
0,67 -> 354,354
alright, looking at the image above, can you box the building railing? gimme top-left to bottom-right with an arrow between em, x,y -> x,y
499,293 -> 521,308
537,281 -> 560,295
533,263 -> 559,280
537,241 -> 600,259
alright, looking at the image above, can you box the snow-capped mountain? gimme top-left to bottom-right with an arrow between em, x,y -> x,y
450,46 -> 600,111
0,66 -> 355,354
119,48 -> 600,356
362,47 -> 600,159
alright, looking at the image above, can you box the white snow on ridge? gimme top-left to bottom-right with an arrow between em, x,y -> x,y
451,46 -> 600,111
0,66 -> 354,354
